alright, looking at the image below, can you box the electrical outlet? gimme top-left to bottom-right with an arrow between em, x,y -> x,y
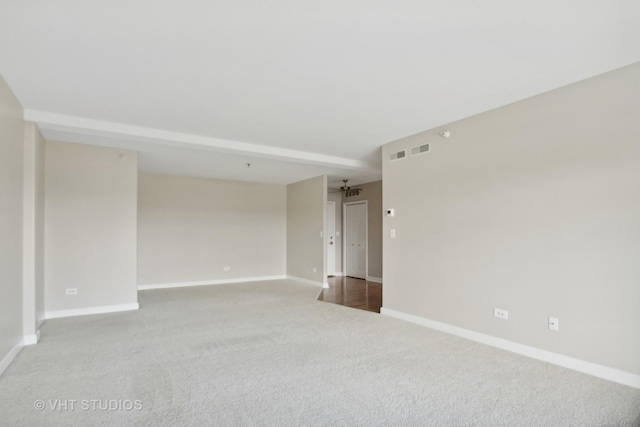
312,268 -> 317,273
223,266 -> 231,271
493,308 -> 508,320
390,229 -> 396,239
66,288 -> 78,295
549,317 -> 559,331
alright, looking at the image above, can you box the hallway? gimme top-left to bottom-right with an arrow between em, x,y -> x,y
318,276 -> 382,313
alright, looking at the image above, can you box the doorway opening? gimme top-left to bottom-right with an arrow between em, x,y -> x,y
327,201 -> 336,276
321,182 -> 383,313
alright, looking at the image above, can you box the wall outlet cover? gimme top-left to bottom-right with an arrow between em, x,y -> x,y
493,308 -> 508,320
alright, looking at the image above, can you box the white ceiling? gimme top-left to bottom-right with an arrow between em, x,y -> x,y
1,1 -> 639,187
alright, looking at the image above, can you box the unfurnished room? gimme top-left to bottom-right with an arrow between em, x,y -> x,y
1,1 -> 639,425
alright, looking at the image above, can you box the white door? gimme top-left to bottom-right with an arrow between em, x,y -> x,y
327,202 -> 336,276
345,202 -> 367,279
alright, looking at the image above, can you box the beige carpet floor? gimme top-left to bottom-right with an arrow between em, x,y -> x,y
0,279 -> 639,426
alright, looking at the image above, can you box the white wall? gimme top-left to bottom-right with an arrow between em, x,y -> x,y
0,74 -> 24,372
287,175 -> 327,285
22,121 -> 45,339
45,141 -> 138,313
382,63 -> 640,376
138,173 -> 286,286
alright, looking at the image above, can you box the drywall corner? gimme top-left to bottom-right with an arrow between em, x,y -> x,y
286,175 -> 327,283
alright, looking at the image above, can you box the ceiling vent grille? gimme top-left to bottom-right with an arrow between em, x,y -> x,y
410,144 -> 430,156
389,150 -> 406,162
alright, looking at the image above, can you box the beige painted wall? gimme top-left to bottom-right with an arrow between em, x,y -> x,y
138,173 -> 286,285
342,181 -> 383,279
0,75 -> 24,362
287,175 -> 327,284
45,141 -> 138,312
327,191 -> 343,274
22,121 -> 45,336
382,63 -> 640,375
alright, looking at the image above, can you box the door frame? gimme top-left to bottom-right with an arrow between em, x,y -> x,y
326,201 -> 336,276
343,200 -> 368,279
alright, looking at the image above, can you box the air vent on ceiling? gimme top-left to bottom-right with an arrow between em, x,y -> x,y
389,150 -> 406,162
410,144 -> 430,157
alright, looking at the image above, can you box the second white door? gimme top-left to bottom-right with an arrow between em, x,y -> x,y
345,202 -> 367,279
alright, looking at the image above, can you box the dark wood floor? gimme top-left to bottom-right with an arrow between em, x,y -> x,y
318,276 -> 382,313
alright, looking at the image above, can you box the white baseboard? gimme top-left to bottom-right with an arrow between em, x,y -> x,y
286,275 -> 326,288
0,341 -> 23,377
381,307 -> 640,390
46,303 -> 139,320
138,275 -> 287,290
366,276 -> 382,283
23,330 -> 40,345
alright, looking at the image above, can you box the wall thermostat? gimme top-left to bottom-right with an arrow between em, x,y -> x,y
386,208 -> 395,217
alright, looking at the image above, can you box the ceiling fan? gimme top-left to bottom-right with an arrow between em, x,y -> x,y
330,180 -> 363,197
